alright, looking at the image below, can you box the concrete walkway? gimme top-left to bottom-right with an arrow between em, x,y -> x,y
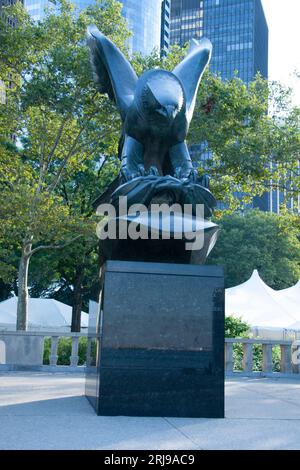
0,372 -> 300,450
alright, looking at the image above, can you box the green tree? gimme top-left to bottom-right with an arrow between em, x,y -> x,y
208,209 -> 300,289
133,50 -> 300,210
225,316 -> 250,338
190,72 -> 300,210
0,0 -> 129,329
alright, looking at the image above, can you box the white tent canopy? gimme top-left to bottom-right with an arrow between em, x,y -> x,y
0,297 -> 88,331
289,321 -> 300,330
277,280 -> 300,299
271,281 -> 300,315
226,270 -> 300,331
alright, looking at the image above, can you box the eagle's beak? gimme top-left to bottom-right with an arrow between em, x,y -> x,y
166,105 -> 177,119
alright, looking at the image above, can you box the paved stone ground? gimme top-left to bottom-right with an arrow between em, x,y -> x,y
0,372 -> 300,450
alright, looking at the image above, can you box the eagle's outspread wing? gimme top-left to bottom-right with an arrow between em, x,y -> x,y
173,37 -> 212,124
87,25 -> 138,121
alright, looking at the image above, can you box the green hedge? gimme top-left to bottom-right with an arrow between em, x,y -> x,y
43,337 -> 96,366
232,343 -> 281,372
226,316 -> 281,372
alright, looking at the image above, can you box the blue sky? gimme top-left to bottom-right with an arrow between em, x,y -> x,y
262,0 -> 300,106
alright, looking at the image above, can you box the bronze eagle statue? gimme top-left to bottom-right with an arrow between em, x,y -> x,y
87,25 -> 212,183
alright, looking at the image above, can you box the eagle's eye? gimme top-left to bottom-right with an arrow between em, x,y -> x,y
155,105 -> 177,119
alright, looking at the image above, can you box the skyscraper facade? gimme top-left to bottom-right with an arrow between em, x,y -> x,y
170,0 -> 268,83
24,0 -> 163,55
0,0 -> 23,25
120,0 -> 162,55
24,0 -> 48,19
161,0 -> 171,57
24,0 -> 98,21
0,0 -> 24,139
169,0 -> 274,212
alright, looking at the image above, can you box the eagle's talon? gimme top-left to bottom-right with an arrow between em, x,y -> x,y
121,168 -> 139,182
174,167 -> 183,180
137,164 -> 146,177
188,171 -> 210,188
199,174 -> 210,189
148,166 -> 160,177
187,170 -> 199,183
174,167 -> 196,181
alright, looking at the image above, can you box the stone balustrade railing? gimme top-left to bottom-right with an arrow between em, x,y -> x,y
0,332 -> 299,376
225,338 -> 300,376
0,331 -> 88,369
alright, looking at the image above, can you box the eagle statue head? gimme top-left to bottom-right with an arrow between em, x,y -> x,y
135,70 -> 185,125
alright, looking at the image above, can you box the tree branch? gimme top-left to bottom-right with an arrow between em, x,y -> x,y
47,125 -> 87,193
29,235 -> 83,257
46,117 -> 68,165
46,94 -> 103,192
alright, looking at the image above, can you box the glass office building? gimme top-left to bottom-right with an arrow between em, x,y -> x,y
170,0 -> 268,83
1,0 -> 23,25
25,0 -> 162,55
161,0 -> 171,56
169,0 -> 274,212
170,0 -> 204,46
120,0 -> 162,55
24,0 -> 96,20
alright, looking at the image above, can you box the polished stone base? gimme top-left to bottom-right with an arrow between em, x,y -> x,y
85,261 -> 224,418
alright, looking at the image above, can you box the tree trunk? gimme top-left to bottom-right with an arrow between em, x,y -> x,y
71,266 -> 83,332
16,246 -> 31,331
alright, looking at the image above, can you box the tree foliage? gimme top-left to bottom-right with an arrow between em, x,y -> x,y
225,316 -> 250,338
208,209 -> 300,289
0,0 -> 130,328
133,48 -> 300,211
190,72 -> 300,210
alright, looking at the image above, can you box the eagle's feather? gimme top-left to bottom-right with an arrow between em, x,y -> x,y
173,37 -> 212,123
87,25 -> 138,121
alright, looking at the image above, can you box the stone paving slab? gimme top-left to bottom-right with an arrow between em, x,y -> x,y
0,372 -> 299,450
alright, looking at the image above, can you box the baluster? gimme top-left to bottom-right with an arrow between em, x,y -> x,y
50,336 -> 59,366
86,338 -> 92,366
225,342 -> 233,372
242,342 -> 253,373
70,336 -> 79,367
292,343 -> 300,374
0,340 -> 6,364
280,344 -> 292,374
262,344 -> 273,373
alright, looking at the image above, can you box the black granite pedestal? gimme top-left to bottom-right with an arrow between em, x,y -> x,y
85,261 -> 224,418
